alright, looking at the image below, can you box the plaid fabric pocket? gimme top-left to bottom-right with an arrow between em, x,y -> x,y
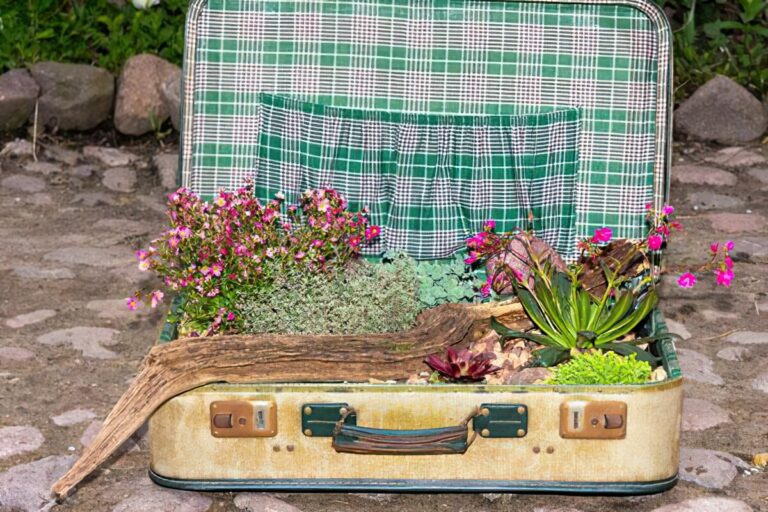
254,93 -> 580,259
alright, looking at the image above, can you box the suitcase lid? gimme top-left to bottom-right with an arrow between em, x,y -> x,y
177,0 -> 672,258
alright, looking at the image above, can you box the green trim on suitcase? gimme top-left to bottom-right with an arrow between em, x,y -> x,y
149,470 -> 678,495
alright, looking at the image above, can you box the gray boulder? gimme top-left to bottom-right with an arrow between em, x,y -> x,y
0,69 -> 39,131
161,72 -> 181,130
675,75 -> 768,144
29,62 -> 114,131
114,54 -> 181,135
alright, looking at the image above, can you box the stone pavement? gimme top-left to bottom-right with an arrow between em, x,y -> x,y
0,138 -> 766,511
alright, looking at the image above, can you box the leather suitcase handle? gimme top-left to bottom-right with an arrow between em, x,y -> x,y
331,407 -> 477,455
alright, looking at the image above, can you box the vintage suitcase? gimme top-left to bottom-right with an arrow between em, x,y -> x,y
149,0 -> 680,494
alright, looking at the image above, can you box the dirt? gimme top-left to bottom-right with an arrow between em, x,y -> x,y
0,133 -> 766,511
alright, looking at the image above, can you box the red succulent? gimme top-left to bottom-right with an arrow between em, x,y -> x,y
424,347 -> 500,382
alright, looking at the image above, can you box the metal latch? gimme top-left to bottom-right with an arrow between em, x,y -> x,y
210,400 -> 277,438
559,400 -> 627,439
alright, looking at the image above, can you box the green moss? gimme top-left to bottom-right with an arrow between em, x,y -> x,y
547,350 -> 652,385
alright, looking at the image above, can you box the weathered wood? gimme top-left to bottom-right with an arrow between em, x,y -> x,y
52,300 -> 525,499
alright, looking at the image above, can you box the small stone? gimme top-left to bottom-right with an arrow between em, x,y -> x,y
733,237 -> 768,261
753,371 -> 768,393
0,69 -> 40,131
72,192 -> 118,207
664,319 -> 691,340
499,367 -> 551,384
30,61 -> 114,131
674,75 -> 768,144
43,246 -> 132,268
0,455 -> 75,512
70,164 -> 98,178
44,145 -> 80,166
2,174 -> 46,193
682,399 -> 730,431
111,477 -> 213,512
25,192 -> 53,206
79,420 -> 102,447
233,494 -> 303,512
699,309 -> 740,322
12,266 -> 75,280
36,326 -> 121,359
672,165 -> 737,187
87,298 -> 149,320
726,331 -> 768,344
716,346 -> 751,362
102,166 -> 137,193
677,349 -> 723,385
5,309 -> 56,329
706,213 -> 766,233
161,72 -> 181,130
0,139 -> 34,158
650,497 -> 753,512
0,347 -> 35,362
153,152 -> 179,190
52,408 -> 97,427
23,161 -> 61,175
687,190 -> 743,211
679,448 -> 747,489
0,426 -> 45,459
114,54 -> 181,136
747,167 -> 768,184
705,146 -> 766,168
83,145 -> 138,167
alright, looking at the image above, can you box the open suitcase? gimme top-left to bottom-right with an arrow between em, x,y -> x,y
149,0 -> 680,494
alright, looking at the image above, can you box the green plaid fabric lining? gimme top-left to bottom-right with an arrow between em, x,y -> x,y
254,93 -> 579,259
180,0 -> 671,258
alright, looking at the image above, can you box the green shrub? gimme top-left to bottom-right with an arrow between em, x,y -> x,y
237,254 -> 421,335
546,350 -> 652,385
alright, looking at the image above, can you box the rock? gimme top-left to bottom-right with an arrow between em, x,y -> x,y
672,165 -> 737,187
0,426 -> 44,459
72,192 -> 119,207
0,455 -> 75,512
114,54 -> 181,135
0,69 -> 40,131
161,72 -> 181,130
70,164 -> 98,178
234,494 -> 303,512
44,145 -> 80,166
682,398 -> 730,431
111,476 -> 212,512
1,174 -> 46,193
677,349 -> 723,385
733,237 -> 768,261
726,331 -> 768,344
650,497 -> 753,512
51,408 -> 97,427
678,447 -> 747,489
43,246 -> 132,267
153,152 -> 179,189
499,367 -> 551,384
82,145 -> 138,167
102,166 -> 137,192
753,371 -> 768,393
12,266 -> 75,280
706,213 -> 766,233
5,309 -> 56,329
687,190 -> 743,211
87,298 -> 149,320
705,147 -> 766,168
23,160 -> 60,175
748,167 -> 768,184
699,309 -> 740,322
29,61 -> 114,131
716,346 -> 751,362
674,75 -> 768,144
664,319 -> 691,340
79,420 -> 102,447
36,326 -> 121,359
0,347 -> 35,362
25,192 -> 53,206
0,138 -> 34,158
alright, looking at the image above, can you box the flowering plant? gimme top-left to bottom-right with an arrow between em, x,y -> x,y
129,183 -> 379,336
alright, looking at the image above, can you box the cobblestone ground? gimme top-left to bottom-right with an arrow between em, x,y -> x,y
0,137 -> 766,512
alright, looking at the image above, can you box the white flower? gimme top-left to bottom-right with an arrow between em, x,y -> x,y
132,0 -> 160,9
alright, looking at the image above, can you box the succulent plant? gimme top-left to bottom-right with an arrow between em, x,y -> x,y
412,254 -> 479,308
546,350 -> 652,385
424,347 -> 500,382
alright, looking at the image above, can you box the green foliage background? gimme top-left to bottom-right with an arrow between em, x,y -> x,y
0,0 -> 766,102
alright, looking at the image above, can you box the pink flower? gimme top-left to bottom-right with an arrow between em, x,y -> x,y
349,236 -> 361,247
464,251 -> 479,265
662,205 -> 675,216
725,240 -> 735,251
311,239 -> 324,248
647,234 -> 663,251
715,268 -> 734,287
135,249 -> 148,261
138,259 -> 150,272
710,242 -> 719,255
677,272 -> 697,289
724,255 -> 733,270
295,251 -> 306,260
645,203 -> 653,210
365,225 -> 381,241
125,296 -> 140,311
511,268 -> 525,283
591,227 -> 613,244
150,290 -> 164,308
483,220 -> 496,231
656,224 -> 670,236
226,312 -> 236,322
480,282 -> 492,297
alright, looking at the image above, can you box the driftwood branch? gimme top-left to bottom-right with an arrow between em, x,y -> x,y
52,300 -> 525,499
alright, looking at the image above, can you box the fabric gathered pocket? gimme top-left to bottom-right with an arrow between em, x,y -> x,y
254,93 -> 580,259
